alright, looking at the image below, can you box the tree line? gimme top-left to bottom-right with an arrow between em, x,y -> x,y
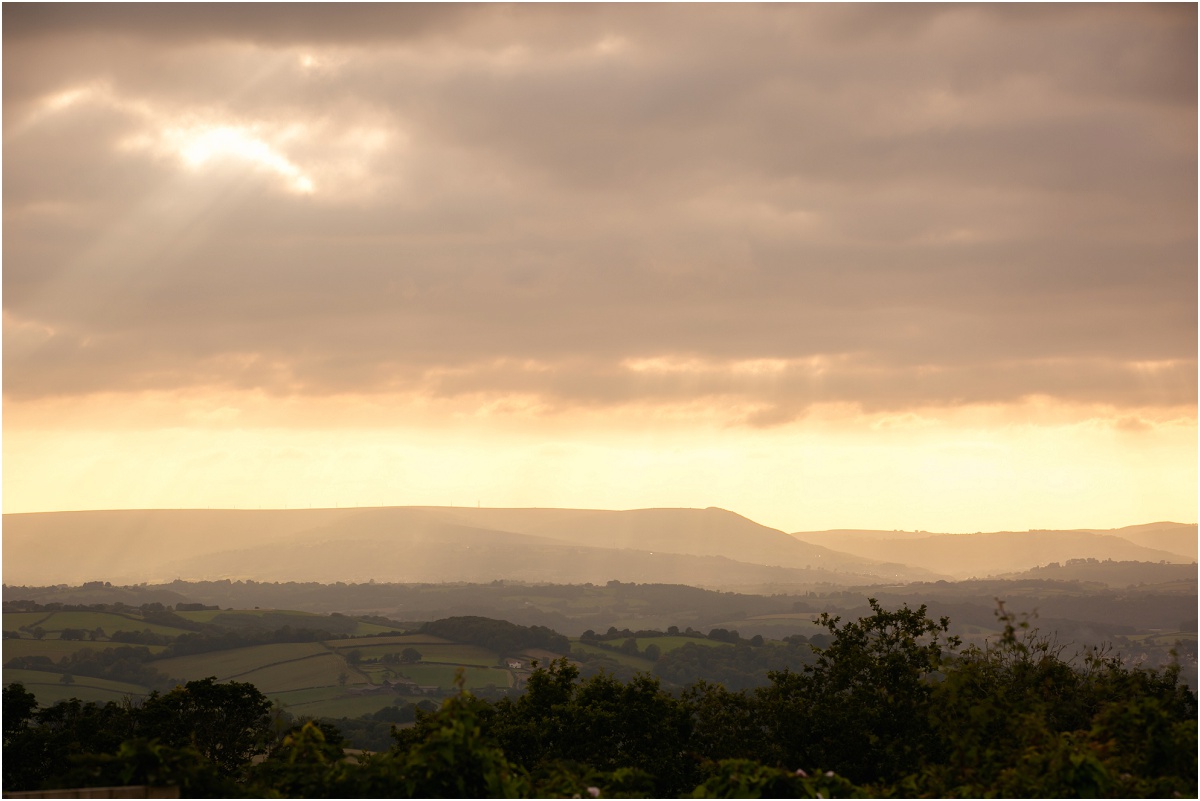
4,600 -> 1195,797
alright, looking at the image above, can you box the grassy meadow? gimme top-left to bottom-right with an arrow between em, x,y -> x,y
2,603 -> 753,721
632,635 -> 730,653
153,642 -> 332,682
569,641 -> 657,671
2,605 -> 536,718
3,638 -> 169,660
2,668 -> 150,704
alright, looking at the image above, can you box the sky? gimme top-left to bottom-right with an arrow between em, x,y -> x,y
3,4 -> 1196,534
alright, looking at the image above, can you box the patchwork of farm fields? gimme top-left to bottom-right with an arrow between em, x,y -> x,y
338,642 -> 501,666
330,634 -> 452,648
569,641 -> 655,671
172,609 -> 402,637
5,611 -> 54,628
632,636 -> 730,653
173,609 -> 319,624
6,606 -> 745,721
1,606 -> 795,726
3,611 -> 192,637
707,615 -> 828,634
276,690 -> 412,720
234,654 -> 355,693
3,668 -> 149,704
154,642 -> 332,683
391,664 -> 511,690
3,638 -> 168,660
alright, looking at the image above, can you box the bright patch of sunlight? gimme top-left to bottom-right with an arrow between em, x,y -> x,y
25,82 -> 318,196
165,124 -> 315,194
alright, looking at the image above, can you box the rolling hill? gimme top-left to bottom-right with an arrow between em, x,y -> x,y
1082,522 -> 1198,561
4,506 -> 1194,588
3,506 -> 941,587
790,528 -> 1195,579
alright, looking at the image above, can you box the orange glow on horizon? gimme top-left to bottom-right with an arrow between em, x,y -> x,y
4,389 -> 1195,534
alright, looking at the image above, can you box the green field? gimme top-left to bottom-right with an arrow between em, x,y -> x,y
270,685 -> 442,719
270,685 -> 348,707
175,609 -> 331,625
4,668 -> 150,704
502,593 -> 622,614
171,609 -> 401,637
234,653 -> 353,693
172,609 -> 232,623
329,634 -> 452,649
569,641 -> 656,671
31,611 -> 194,637
349,621 -> 408,636
3,638 -> 167,661
343,642 -> 500,667
3,611 -> 55,630
360,662 -> 516,690
708,616 -> 827,635
394,664 -> 510,690
633,636 -> 729,654
280,692 -> 413,720
177,608 -> 355,624
154,642 -> 331,682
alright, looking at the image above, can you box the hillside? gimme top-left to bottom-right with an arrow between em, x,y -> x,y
157,530 -> 906,589
790,528 -> 1194,579
1082,522 -> 1198,560
2,506 -> 941,587
0,601 -> 761,722
418,506 -> 915,575
5,506 -> 1194,588
996,559 -> 1198,588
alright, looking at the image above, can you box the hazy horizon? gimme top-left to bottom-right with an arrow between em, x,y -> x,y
4,505 -> 1194,589
4,5 -> 1196,535
2,502 -> 1194,537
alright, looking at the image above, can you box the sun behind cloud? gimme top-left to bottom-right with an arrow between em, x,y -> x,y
163,123 -> 315,194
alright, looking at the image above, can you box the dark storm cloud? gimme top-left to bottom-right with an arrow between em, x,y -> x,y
3,4 -> 1195,418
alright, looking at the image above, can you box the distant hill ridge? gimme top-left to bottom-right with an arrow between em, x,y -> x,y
791,524 -> 1196,580
3,506 -> 1193,587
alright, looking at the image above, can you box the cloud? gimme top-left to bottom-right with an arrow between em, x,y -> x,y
3,5 -> 1195,422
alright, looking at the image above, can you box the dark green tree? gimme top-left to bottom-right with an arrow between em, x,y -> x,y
480,658 -> 695,796
54,738 -> 236,797
3,683 -> 41,789
921,605 -> 1198,797
3,693 -> 139,791
137,677 -> 273,774
758,599 -> 958,783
